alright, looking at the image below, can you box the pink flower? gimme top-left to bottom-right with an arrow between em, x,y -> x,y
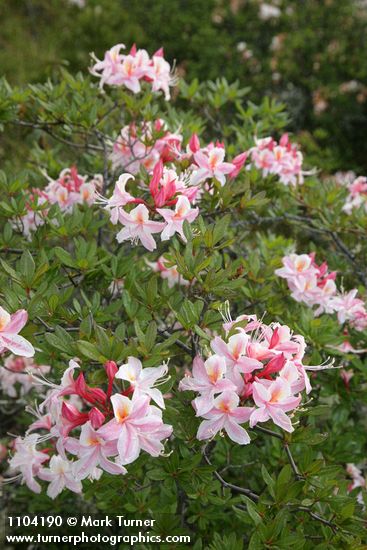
157,195 -> 199,241
197,391 -> 254,444
150,54 -> 172,100
110,120 -> 182,173
179,355 -> 236,415
37,359 -> 81,416
330,289 -> 367,330
99,394 -> 167,465
0,307 -> 34,357
229,152 -> 248,178
98,173 -> 135,224
134,405 -> 173,458
79,182 -> 97,205
276,253 -> 345,317
90,44 -> 126,88
191,147 -> 235,186
346,463 -> 366,492
250,378 -> 301,433
115,357 -> 168,409
38,455 -> 82,499
8,434 -> 49,493
211,333 -> 263,373
117,54 -> 147,93
343,176 -> 367,214
68,422 -> 126,479
117,204 -> 165,251
275,254 -> 316,279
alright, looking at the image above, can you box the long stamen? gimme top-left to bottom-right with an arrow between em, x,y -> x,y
25,369 -> 59,390
304,357 -> 337,371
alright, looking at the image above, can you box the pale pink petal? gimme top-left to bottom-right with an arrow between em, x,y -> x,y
224,418 -> 251,445
117,424 -> 140,465
6,310 -> 28,333
196,416 -> 225,440
267,406 -> 294,432
249,407 -> 270,428
0,334 -> 35,357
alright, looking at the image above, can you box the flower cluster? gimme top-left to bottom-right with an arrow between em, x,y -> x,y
18,167 -> 102,238
342,176 -> 367,214
110,119 -> 182,173
0,355 -> 50,397
8,358 -> 172,498
248,134 -> 304,186
0,307 -> 34,357
90,44 -> 174,100
99,130 -> 247,250
179,311 -> 323,444
98,168 -> 199,251
187,135 -> 246,187
275,253 -> 367,331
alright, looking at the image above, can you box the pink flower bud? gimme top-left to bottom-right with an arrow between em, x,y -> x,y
188,133 -> 200,153
88,407 -> 105,429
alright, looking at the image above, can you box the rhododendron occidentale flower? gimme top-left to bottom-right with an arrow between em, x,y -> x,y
342,176 -> 367,214
91,44 -> 174,100
99,394 -> 170,465
179,355 -> 236,416
8,434 -> 48,493
38,455 -> 82,499
115,357 -> 168,409
8,355 -> 173,497
191,147 -> 235,187
197,391 -> 254,444
0,355 -> 50,397
250,379 -> 301,433
97,173 -> 135,224
67,422 -> 127,479
157,195 -> 199,241
117,204 -> 165,251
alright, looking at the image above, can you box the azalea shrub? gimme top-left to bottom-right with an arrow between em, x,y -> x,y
0,40 -> 367,549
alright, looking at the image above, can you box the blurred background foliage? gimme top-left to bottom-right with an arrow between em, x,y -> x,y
1,0 -> 367,173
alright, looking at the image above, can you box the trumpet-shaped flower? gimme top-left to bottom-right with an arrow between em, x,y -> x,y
38,455 -> 82,499
157,195 -> 199,241
90,44 -> 126,88
115,357 -> 168,408
68,422 -> 127,480
250,378 -> 301,432
197,391 -> 253,444
99,173 -> 135,224
99,394 -> 165,465
8,434 -> 49,493
117,204 -> 165,251
150,55 -> 172,100
179,355 -> 236,415
191,147 -> 235,186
